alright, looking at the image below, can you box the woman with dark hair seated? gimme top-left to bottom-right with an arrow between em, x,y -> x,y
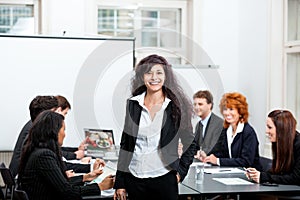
245,109 -> 300,185
18,110 -> 114,200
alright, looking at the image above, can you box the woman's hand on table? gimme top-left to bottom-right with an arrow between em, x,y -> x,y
244,167 -> 260,183
114,188 -> 126,200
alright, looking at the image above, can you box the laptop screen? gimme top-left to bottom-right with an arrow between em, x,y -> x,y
84,128 -> 115,158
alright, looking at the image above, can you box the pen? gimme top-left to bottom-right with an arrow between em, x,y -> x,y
243,167 -> 252,173
218,170 -> 231,172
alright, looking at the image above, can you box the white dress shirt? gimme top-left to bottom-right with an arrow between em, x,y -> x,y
216,122 -> 244,165
201,112 -> 212,137
129,92 -> 171,178
226,122 -> 244,158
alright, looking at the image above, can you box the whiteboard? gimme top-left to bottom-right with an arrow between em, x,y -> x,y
0,35 -> 135,150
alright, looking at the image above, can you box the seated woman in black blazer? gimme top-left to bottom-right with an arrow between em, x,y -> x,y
196,92 -> 262,170
245,110 -> 300,185
18,110 -> 114,200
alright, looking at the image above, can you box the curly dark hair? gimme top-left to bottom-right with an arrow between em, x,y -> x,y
131,54 -> 193,129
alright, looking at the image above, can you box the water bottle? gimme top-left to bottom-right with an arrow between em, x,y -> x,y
195,165 -> 204,184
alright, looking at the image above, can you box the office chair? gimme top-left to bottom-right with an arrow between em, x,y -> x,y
0,163 -> 15,200
260,156 -> 272,172
13,188 -> 29,200
0,187 -> 4,200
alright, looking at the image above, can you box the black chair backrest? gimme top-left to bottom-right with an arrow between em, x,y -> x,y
13,189 -> 29,200
260,156 -> 272,172
0,162 -> 16,200
0,187 -> 5,200
0,163 -> 15,188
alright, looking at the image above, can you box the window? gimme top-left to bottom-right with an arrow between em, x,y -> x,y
0,0 -> 40,34
97,8 -> 181,48
285,0 -> 300,130
87,1 -> 187,64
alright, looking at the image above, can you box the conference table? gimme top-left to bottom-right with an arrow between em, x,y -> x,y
82,183 -> 200,199
181,164 -> 300,199
82,160 -> 300,200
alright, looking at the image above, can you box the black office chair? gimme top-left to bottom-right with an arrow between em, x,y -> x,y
13,188 -> 29,200
0,187 -> 5,200
260,156 -> 272,172
0,163 -> 16,200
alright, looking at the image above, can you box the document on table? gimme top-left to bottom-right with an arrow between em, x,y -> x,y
213,178 -> 254,185
203,167 -> 245,174
190,162 -> 211,167
91,161 -> 117,183
81,161 -> 116,197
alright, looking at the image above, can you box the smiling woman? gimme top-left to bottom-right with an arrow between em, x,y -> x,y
113,54 -> 197,200
244,110 -> 300,188
202,92 -> 262,170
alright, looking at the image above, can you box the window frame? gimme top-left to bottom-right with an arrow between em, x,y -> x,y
284,0 -> 300,130
0,0 -> 41,34
85,0 -> 188,63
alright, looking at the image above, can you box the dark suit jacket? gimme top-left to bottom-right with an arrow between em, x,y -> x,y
260,132 -> 300,185
64,161 -> 90,173
209,122 -> 262,170
19,148 -> 100,200
9,120 -> 32,178
10,120 -> 89,177
194,112 -> 223,153
61,147 -> 77,160
114,99 -> 197,189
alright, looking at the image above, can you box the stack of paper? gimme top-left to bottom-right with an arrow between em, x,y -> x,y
203,168 -> 245,174
213,178 -> 254,185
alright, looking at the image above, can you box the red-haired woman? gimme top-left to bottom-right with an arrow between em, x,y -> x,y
200,92 -> 262,170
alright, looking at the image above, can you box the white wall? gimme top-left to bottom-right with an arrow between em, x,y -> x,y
42,0 -> 85,36
238,0 -> 269,156
195,0 -> 270,155
0,36 -> 134,150
197,0 -> 239,93
3,0 -> 273,156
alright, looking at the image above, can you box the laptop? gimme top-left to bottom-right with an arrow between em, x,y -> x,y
84,128 -> 117,159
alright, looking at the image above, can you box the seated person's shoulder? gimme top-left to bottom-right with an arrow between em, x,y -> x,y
243,123 -> 257,135
32,148 -> 57,159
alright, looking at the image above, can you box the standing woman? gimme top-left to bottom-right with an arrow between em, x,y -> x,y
18,111 -> 114,200
114,54 -> 197,200
202,92 -> 262,170
246,110 -> 300,185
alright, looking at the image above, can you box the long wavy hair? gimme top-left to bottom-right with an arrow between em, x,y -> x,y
268,110 -> 296,174
131,54 -> 193,130
219,92 -> 249,128
18,110 -> 67,183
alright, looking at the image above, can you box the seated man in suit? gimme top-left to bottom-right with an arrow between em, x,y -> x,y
55,95 -> 88,161
10,95 -> 59,178
193,90 -> 223,157
178,90 -> 223,158
9,95 -> 92,178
